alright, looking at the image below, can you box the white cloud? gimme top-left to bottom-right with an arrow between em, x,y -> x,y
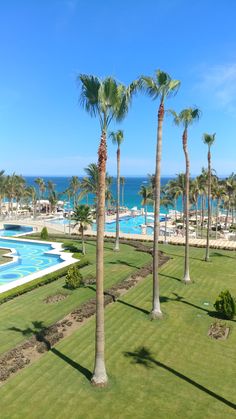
196,62 -> 236,114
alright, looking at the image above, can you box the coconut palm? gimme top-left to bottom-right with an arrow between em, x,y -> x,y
120,176 -> 125,207
78,74 -> 136,386
81,163 -> 99,205
25,186 -> 37,217
34,177 -> 46,214
72,205 -> 93,254
109,130 -> 124,250
140,70 -> 180,318
69,176 -> 80,209
170,107 -> 201,283
139,185 -> 153,225
212,180 -> 226,239
160,195 -> 173,243
203,133 -> 216,261
190,178 -> 201,238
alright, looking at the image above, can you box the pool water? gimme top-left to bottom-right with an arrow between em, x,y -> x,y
93,215 -> 157,235
0,225 -> 33,237
0,238 -> 63,285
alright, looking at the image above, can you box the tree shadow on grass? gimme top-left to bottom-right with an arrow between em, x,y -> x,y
171,293 -> 236,322
159,272 -> 181,282
163,251 -> 205,262
211,251 -> 236,260
124,347 -> 236,411
8,321 -> 92,381
108,260 -> 140,269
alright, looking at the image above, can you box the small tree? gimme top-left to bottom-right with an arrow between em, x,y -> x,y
65,265 -> 83,289
214,290 -> 236,319
40,226 -> 49,240
72,205 -> 93,255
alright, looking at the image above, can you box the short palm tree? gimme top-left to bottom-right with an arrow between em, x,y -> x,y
140,70 -> 180,318
78,74 -> 136,386
109,130 -> 124,251
170,107 -> 201,283
203,133 -> 216,261
72,205 -> 93,254
139,185 -> 153,225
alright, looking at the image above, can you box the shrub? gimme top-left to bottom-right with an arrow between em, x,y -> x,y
214,290 -> 236,319
65,265 -> 84,289
40,227 -> 49,240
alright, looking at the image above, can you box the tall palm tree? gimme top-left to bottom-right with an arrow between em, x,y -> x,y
109,130 -> 124,251
190,178 -> 201,238
139,185 -> 153,225
160,195 -> 173,243
69,176 -> 80,209
72,205 -> 93,254
78,74 -> 136,386
212,180 -> 226,239
25,186 -> 37,217
120,176 -> 125,207
141,70 -> 180,318
81,163 -> 99,205
203,133 -> 216,261
170,107 -> 201,283
0,170 -> 5,215
34,177 -> 46,214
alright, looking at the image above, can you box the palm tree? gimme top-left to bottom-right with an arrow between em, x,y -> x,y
141,70 -> 180,318
78,74 -> 136,386
35,177 -> 46,214
69,176 -> 80,209
120,176 -> 125,207
0,170 -> 5,215
25,186 -> 37,217
81,163 -> 99,205
190,178 -> 201,238
170,107 -> 201,283
72,205 -> 93,254
203,133 -> 216,261
212,180 -> 226,239
160,195 -> 173,243
139,185 -> 153,225
109,130 -> 124,251
166,173 -> 186,219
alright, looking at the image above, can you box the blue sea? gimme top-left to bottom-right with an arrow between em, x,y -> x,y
25,176 -> 177,213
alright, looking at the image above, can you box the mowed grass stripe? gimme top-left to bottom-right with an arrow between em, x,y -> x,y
0,245 -> 235,418
0,241 -> 150,355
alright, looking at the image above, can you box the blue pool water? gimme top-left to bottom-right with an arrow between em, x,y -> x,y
50,215 -> 166,235
0,238 -> 63,285
93,215 -> 159,235
0,225 -> 33,237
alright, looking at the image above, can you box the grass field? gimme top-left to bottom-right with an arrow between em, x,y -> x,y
0,244 -> 235,418
0,240 -> 151,355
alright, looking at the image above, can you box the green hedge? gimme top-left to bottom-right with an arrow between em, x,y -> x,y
0,257 -> 90,306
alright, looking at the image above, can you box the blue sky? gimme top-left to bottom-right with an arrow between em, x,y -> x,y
0,0 -> 236,177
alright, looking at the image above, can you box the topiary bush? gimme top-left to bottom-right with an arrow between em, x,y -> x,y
40,227 -> 49,240
214,290 -> 236,319
65,265 -> 84,289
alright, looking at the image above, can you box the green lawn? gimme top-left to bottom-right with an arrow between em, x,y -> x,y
0,245 -> 235,418
0,240 -> 151,355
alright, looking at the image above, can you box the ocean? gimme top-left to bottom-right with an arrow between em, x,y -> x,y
25,176 -> 176,212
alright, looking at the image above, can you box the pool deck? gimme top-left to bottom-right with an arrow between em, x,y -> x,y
2,219 -> 236,251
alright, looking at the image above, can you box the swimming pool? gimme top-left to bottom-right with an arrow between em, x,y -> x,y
93,215 -> 162,235
50,214 -> 166,235
0,235 -> 76,293
0,225 -> 33,237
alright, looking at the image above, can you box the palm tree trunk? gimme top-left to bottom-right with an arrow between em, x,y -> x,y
225,207 -> 229,229
91,130 -> 108,386
151,102 -> 164,319
164,214 -> 167,244
205,149 -> 211,261
183,129 -> 191,283
145,203 -> 147,225
81,227 -> 85,255
215,199 -> 219,240
201,195 -> 204,238
195,204 -> 198,239
114,147 -> 120,251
